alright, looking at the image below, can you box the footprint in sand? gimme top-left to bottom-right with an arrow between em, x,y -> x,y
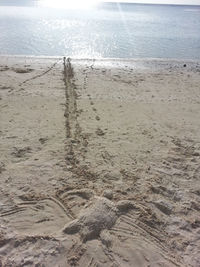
0,85 -> 13,90
0,162 -> 5,173
39,137 -> 48,144
96,128 -> 105,136
11,146 -> 32,158
0,66 -> 9,71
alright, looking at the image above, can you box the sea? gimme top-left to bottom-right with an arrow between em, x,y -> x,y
0,0 -> 200,59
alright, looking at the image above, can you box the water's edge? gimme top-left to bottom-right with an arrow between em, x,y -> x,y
1,54 -> 200,62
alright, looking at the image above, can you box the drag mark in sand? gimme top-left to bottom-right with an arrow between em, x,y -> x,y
63,57 -> 89,170
63,57 -> 80,168
19,59 -> 61,86
63,57 -> 78,140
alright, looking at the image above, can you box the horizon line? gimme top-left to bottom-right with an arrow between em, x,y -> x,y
100,1 -> 200,6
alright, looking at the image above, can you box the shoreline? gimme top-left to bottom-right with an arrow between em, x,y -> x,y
1,55 -> 200,73
0,56 -> 200,266
1,54 -> 200,62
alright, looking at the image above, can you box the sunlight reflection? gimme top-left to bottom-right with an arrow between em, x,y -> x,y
40,0 -> 100,9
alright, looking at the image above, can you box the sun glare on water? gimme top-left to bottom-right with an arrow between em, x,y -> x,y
40,0 -> 101,9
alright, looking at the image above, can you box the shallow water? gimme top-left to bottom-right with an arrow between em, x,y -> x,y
0,1 -> 200,59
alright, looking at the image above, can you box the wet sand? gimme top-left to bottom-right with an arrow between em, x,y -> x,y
0,56 -> 200,266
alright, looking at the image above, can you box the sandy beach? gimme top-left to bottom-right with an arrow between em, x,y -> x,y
0,56 -> 200,266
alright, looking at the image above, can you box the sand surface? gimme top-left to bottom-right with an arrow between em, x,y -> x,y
0,56 -> 200,266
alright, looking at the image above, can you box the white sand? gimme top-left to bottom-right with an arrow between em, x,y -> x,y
0,56 -> 200,266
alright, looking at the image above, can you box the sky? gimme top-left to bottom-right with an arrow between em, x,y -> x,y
40,0 -> 200,9
108,0 -> 200,5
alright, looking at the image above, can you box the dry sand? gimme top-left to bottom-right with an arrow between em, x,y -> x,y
0,56 -> 200,266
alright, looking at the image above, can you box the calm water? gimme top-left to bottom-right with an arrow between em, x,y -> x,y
0,0 -> 200,59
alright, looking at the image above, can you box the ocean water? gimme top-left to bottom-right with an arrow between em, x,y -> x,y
0,0 -> 200,59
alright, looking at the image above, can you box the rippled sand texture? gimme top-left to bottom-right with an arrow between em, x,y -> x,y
0,56 -> 200,266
